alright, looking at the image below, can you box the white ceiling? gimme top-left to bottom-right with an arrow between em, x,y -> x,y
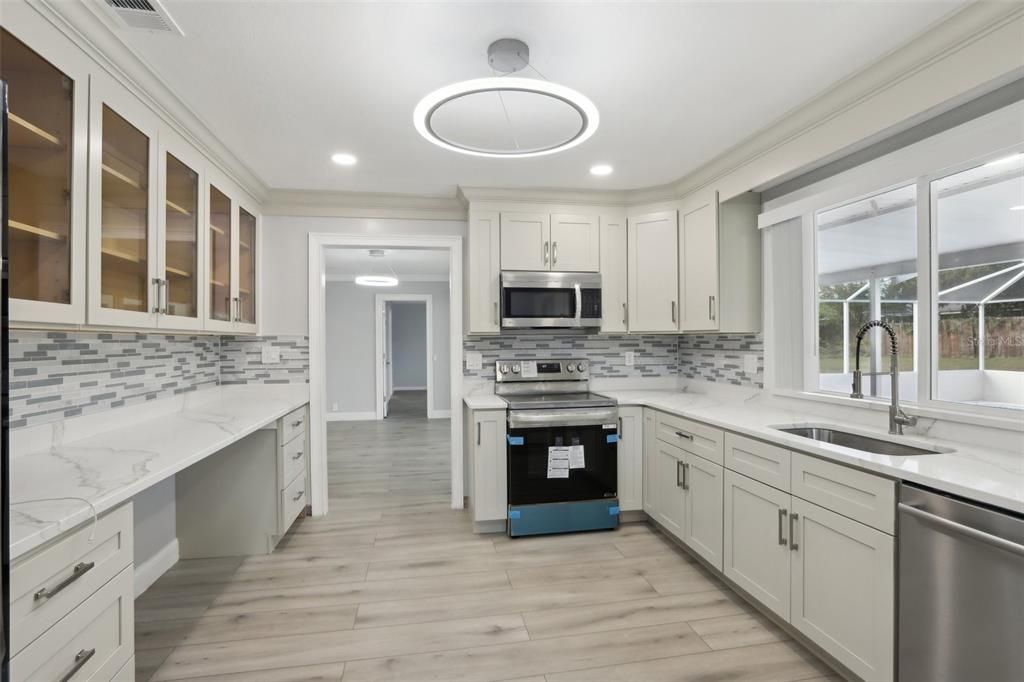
117,1 -> 965,197
325,248 -> 450,278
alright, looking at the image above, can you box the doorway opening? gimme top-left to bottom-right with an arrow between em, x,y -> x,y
376,296 -> 434,420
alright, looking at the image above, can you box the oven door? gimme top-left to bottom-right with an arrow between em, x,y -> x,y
501,271 -> 601,329
506,408 -> 618,506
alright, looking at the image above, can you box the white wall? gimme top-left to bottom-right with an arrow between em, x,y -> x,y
390,302 -> 427,389
326,281 -> 451,416
260,216 -> 465,335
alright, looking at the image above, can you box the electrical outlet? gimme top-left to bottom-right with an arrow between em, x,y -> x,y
465,351 -> 482,371
261,344 -> 281,364
624,351 -> 635,367
744,354 -> 759,374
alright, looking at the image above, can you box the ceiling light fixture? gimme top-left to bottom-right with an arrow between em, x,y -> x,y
984,153 -> 1023,168
331,152 -> 358,166
590,164 -> 613,176
355,275 -> 399,287
413,39 -> 599,158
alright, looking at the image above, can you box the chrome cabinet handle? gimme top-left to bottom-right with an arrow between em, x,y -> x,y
618,417 -> 623,437
789,513 -> 799,551
778,508 -> 788,546
710,295 -> 716,321
676,460 -> 684,488
674,430 -> 693,441
58,648 -> 96,682
622,302 -> 627,325
476,422 -> 481,445
292,490 -> 305,501
544,241 -> 550,266
34,561 -> 95,601
291,420 -> 303,428
900,503 -> 1024,558
292,450 -> 304,460
682,462 -> 690,490
552,241 -> 558,265
152,278 -> 167,314
671,301 -> 677,323
493,301 -> 498,325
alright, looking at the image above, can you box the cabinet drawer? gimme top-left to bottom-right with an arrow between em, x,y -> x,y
791,453 -> 895,533
655,411 -> 724,464
279,469 -> 308,535
280,431 -> 307,487
112,656 -> 135,682
281,406 -> 307,445
11,503 -> 132,655
725,433 -> 791,492
12,566 -> 134,682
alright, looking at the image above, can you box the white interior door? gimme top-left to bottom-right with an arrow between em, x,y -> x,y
383,304 -> 393,417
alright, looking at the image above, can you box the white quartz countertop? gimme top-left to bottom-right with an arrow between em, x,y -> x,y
600,389 -> 1024,514
9,384 -> 310,560
462,394 -> 508,410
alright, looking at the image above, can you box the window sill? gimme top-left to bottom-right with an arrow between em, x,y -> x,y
771,388 -> 1024,433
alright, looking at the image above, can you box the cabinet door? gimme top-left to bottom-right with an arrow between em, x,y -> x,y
627,211 -> 678,332
500,212 -> 550,271
680,190 -> 719,331
654,440 -> 686,539
156,133 -> 204,330
465,210 -> 500,334
790,497 -> 895,682
616,407 -> 644,512
599,214 -> 628,333
471,410 -> 508,523
642,410 -> 658,517
235,201 -> 258,331
87,76 -> 159,327
683,452 -> 724,571
1,27 -> 88,325
550,214 -> 599,272
723,470 -> 791,619
205,173 -> 235,332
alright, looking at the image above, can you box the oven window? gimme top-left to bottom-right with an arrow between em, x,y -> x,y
503,287 -> 576,319
507,424 -> 617,505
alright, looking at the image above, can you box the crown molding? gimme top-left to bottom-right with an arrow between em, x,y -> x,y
263,189 -> 466,221
30,0 -> 268,202
457,186 -> 630,208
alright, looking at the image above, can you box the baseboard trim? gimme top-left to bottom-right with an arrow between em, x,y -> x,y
428,409 -> 452,419
393,386 -> 427,391
134,538 -> 179,598
327,411 -> 377,422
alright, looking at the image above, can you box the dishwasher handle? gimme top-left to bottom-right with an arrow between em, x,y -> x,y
900,503 -> 1024,558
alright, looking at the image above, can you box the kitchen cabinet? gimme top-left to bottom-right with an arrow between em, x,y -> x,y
627,210 -> 678,333
1,27 -> 88,326
203,168 -> 258,333
466,407 -> 508,527
790,497 -> 894,682
681,451 -> 724,570
500,212 -> 599,272
642,409 -> 658,518
652,440 -> 687,537
679,189 -> 719,331
549,213 -> 600,272
237,203 -> 258,329
706,191 -> 762,333
616,406 -> 644,511
464,209 -> 501,334
599,213 -> 628,333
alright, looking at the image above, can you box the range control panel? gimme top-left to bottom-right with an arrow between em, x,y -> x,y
495,359 -> 590,382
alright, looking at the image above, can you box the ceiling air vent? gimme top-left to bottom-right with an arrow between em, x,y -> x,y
101,0 -> 184,35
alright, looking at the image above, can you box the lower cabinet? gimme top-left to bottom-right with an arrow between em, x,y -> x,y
466,407 -> 507,525
652,440 -> 686,537
682,451 -> 724,570
616,406 -> 644,511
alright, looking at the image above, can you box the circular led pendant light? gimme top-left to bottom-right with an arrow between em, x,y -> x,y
413,39 -> 599,158
355,250 -> 399,287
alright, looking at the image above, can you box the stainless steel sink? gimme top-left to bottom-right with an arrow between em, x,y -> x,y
776,426 -> 945,456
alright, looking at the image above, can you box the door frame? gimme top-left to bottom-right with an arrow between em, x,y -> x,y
308,233 -> 464,514
375,294 -> 434,420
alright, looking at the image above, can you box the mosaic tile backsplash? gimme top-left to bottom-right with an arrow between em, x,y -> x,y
679,334 -> 764,388
8,331 -> 309,429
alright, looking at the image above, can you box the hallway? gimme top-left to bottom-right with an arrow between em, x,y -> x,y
134,412 -> 834,681
385,390 -> 429,420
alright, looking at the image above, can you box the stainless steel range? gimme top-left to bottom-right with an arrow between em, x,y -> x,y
495,359 -> 619,537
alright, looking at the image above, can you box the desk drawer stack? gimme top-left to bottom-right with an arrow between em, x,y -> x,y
277,405 -> 309,534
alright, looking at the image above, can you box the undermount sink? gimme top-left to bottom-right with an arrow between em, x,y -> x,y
775,426 -> 946,457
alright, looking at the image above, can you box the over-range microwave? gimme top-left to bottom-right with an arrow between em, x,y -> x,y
500,271 -> 602,329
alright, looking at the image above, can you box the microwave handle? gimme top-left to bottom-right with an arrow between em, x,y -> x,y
574,283 -> 582,326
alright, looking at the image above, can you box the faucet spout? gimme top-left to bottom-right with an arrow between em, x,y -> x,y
850,319 -> 917,435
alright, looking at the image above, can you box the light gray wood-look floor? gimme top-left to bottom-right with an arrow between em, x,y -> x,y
137,412 -> 837,682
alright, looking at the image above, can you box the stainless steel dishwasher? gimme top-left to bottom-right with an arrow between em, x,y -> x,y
898,484 -> 1024,682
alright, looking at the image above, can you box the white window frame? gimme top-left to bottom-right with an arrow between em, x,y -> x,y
760,100 -> 1024,430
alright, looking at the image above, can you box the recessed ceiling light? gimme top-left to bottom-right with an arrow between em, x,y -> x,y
1010,205 -> 1024,211
590,164 -> 613,176
331,152 -> 358,166
984,153 -> 1023,167
355,275 -> 398,287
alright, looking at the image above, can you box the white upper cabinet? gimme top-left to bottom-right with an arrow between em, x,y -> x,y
599,213 -> 628,333
235,198 -> 259,333
627,211 -> 679,333
500,212 -> 549,271
465,209 -> 501,335
87,74 -> 161,329
679,189 -> 720,331
549,214 -> 599,272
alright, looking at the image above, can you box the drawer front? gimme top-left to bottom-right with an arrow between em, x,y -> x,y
791,452 -> 895,533
280,431 -> 307,487
112,656 -> 135,682
725,433 -> 792,492
12,503 -> 133,655
655,411 -> 724,465
12,566 -> 134,682
279,469 -> 308,535
281,406 -> 307,445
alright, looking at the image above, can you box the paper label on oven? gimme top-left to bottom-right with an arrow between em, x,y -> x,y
547,446 -> 570,478
569,445 -> 585,469
520,361 -> 538,378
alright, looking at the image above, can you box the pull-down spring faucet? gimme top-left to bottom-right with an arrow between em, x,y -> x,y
851,320 -> 917,435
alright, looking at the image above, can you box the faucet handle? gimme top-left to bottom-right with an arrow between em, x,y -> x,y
895,410 -> 917,427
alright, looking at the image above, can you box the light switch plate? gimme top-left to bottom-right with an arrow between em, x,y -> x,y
261,344 -> 281,364
624,351 -> 635,367
744,354 -> 759,374
465,351 -> 482,371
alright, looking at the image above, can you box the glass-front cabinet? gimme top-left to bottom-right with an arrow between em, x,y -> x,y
205,166 -> 258,332
157,131 -> 205,329
237,203 -> 258,330
0,27 -> 87,324
206,177 -> 234,330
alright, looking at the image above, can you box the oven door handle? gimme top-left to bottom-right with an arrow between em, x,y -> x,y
508,407 -> 619,430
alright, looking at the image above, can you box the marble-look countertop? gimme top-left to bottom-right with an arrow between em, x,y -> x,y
9,384 -> 310,560
462,394 -> 508,410
599,388 -> 1023,514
